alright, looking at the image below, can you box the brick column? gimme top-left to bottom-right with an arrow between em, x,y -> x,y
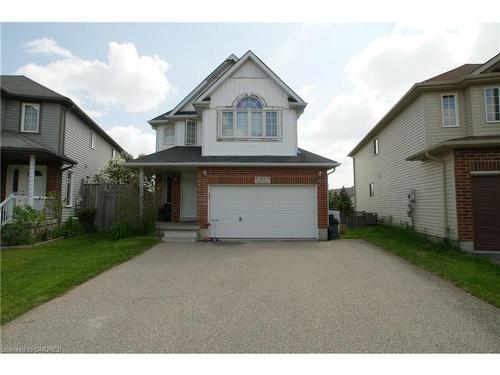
197,168 -> 209,228
46,164 -> 62,196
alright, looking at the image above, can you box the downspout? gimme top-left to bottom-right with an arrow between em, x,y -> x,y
425,152 -> 449,239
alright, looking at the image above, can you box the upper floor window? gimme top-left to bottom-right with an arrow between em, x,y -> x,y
20,103 -> 40,133
219,95 -> 280,139
164,125 -> 175,145
112,148 -> 117,159
185,120 -> 197,145
373,138 -> 379,155
441,94 -> 459,127
485,87 -> 500,122
369,182 -> 375,198
90,131 -> 95,149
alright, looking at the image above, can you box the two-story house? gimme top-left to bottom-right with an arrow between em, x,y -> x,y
127,51 -> 339,241
349,53 -> 500,252
1,75 -> 126,225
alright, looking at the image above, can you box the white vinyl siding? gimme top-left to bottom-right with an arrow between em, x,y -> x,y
441,93 -> 459,127
20,103 -> 40,133
353,95 -> 457,239
209,185 -> 317,239
468,85 -> 500,137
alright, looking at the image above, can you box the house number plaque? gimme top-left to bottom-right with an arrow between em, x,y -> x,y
254,176 -> 271,184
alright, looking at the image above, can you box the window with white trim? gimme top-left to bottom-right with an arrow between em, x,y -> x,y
164,125 -> 175,144
485,87 -> 500,122
90,131 -> 95,149
373,138 -> 379,155
219,95 -> 280,139
369,182 -> 374,198
185,120 -> 197,145
441,94 -> 459,127
112,148 -> 117,159
65,171 -> 73,207
20,103 -> 40,133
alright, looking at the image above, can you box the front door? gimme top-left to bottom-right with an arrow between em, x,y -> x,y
181,172 -> 197,220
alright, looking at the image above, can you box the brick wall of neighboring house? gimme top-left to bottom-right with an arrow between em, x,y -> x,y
454,149 -> 500,241
46,164 -> 62,196
196,167 -> 329,229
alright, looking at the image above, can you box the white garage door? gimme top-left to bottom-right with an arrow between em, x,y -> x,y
209,185 -> 317,239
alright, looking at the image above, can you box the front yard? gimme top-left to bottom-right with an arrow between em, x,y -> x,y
343,225 -> 500,308
1,233 -> 158,324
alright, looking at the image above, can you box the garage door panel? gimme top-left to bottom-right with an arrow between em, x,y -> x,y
209,185 -> 317,239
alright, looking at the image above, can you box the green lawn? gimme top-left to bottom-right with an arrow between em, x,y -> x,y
343,225 -> 500,307
1,233 -> 158,324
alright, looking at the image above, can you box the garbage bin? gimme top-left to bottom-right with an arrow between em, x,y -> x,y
328,218 -> 340,240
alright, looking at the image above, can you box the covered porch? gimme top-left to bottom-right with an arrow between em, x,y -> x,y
0,130 -> 76,226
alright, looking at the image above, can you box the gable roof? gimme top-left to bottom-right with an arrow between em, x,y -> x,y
348,53 -> 500,157
148,54 -> 238,123
148,50 -> 307,125
193,50 -> 306,107
125,146 -> 339,168
1,75 -> 126,153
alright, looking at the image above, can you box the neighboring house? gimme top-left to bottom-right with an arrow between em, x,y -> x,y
349,53 -> 500,252
0,75 -> 125,225
127,51 -> 339,241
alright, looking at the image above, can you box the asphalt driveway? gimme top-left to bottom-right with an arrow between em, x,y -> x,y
1,240 -> 499,353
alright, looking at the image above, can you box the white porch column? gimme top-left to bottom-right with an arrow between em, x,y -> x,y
27,154 -> 36,207
139,168 -> 144,218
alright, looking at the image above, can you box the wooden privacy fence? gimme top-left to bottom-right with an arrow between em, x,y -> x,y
340,211 -> 377,228
80,183 -> 155,232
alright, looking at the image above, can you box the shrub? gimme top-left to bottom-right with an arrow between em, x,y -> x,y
1,222 -> 32,246
76,208 -> 96,233
109,217 -> 155,240
51,217 -> 82,238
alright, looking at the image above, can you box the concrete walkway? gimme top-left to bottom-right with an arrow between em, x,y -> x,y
1,240 -> 499,353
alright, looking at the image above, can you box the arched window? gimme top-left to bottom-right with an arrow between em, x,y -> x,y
220,94 -> 279,139
236,96 -> 263,110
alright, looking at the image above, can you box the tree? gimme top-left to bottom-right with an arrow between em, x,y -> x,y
328,186 -> 353,212
93,159 -> 155,192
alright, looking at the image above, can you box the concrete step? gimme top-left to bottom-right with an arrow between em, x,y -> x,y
162,229 -> 198,242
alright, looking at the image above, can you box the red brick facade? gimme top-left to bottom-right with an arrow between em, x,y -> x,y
454,149 -> 500,241
196,167 -> 329,229
46,164 -> 62,196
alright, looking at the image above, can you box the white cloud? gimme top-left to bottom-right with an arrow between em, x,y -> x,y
25,37 -> 74,58
296,84 -> 317,103
106,125 -> 156,158
299,23 -> 500,188
17,40 -> 172,113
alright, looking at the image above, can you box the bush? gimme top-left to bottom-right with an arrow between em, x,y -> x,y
51,217 -> 82,238
1,222 -> 33,246
109,217 -> 155,240
76,208 -> 96,233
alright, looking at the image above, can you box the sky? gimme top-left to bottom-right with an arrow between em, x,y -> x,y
1,23 -> 499,188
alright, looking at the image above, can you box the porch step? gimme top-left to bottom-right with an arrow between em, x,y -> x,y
162,229 -> 198,242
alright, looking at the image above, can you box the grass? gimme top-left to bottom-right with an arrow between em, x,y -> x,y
343,225 -> 500,308
1,233 -> 158,324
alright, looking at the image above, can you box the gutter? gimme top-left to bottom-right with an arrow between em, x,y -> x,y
124,162 -> 340,168
425,152 -> 449,239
